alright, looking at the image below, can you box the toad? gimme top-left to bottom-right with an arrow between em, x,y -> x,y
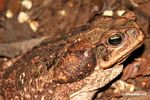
0,12 -> 145,100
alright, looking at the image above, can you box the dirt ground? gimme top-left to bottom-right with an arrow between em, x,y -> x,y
0,0 -> 150,100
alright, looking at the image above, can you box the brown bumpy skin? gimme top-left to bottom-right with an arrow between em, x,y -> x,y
53,45 -> 96,83
1,12 -> 145,100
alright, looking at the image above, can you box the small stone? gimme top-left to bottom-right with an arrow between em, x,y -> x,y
6,10 -> 13,18
58,10 -> 66,16
28,20 -> 39,32
18,12 -> 29,23
22,0 -> 32,9
117,10 -> 125,16
103,10 -> 113,16
84,51 -> 88,57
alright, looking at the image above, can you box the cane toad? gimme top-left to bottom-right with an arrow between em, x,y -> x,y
0,12 -> 145,100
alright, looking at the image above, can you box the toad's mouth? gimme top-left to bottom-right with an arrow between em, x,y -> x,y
116,42 -> 143,65
116,54 -> 129,65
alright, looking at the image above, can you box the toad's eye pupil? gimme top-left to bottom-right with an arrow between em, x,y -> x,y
108,34 -> 122,46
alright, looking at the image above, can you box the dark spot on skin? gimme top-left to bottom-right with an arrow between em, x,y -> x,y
95,44 -> 109,61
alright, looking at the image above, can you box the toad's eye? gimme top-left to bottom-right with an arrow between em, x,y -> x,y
108,33 -> 122,46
